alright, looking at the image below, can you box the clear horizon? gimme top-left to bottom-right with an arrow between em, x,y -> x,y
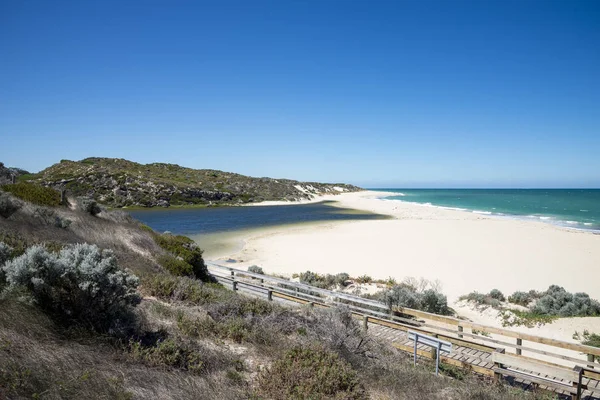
1,0 -> 599,187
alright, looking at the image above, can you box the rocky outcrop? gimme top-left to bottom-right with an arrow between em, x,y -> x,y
0,162 -> 29,185
26,158 -> 362,208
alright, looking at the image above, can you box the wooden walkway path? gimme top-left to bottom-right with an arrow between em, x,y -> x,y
208,263 -> 600,400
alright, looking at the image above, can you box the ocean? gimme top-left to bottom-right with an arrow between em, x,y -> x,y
375,189 -> 600,232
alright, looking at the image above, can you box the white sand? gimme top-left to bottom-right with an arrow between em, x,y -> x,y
211,190 -> 600,349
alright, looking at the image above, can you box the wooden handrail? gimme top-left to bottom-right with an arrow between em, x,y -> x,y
209,263 -> 600,360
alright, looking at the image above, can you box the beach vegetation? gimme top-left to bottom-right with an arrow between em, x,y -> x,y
530,285 -> 600,317
373,280 -> 452,316
1,243 -> 141,334
77,197 -> 102,215
500,310 -> 558,328
0,192 -> 22,218
247,265 -> 264,274
355,275 -> 372,284
1,183 -> 62,207
298,270 -> 350,289
152,233 -> 210,281
255,346 -> 367,400
459,291 -> 503,309
573,330 -> 600,362
507,290 -> 543,307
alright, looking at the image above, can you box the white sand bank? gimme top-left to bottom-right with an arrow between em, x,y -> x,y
223,191 -> 600,302
211,190 -> 600,350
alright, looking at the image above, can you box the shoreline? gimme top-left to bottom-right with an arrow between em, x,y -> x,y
210,190 -> 600,302
204,190 -> 600,354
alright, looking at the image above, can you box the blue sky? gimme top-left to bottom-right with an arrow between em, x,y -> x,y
1,0 -> 599,188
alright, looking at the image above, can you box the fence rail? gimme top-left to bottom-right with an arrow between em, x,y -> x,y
208,262 -> 600,399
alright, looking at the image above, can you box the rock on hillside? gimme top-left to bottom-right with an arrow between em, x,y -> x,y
0,162 -> 30,185
27,158 -> 362,208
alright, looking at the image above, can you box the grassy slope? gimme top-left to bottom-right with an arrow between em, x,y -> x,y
0,194 -> 553,400
25,157 -> 362,207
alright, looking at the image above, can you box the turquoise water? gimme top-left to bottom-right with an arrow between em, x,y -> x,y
376,189 -> 600,232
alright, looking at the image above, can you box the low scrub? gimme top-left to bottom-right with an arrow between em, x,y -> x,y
573,330 -> 600,362
507,290 -> 543,307
459,290 -> 504,309
128,337 -> 204,374
1,243 -> 141,334
1,183 -> 61,207
298,270 -> 349,289
256,346 -> 367,400
77,197 -> 102,216
530,285 -> 600,317
153,233 -> 210,281
0,192 -> 22,218
372,278 -> 451,315
247,265 -> 264,274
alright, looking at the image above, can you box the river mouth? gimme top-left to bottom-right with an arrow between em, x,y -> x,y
129,200 -> 389,256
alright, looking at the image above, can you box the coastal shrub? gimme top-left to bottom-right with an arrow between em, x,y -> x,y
531,285 -> 600,317
1,183 -> 61,207
128,338 -> 205,374
153,234 -> 209,281
382,284 -> 451,315
459,291 -> 502,309
298,270 -> 349,289
0,242 -> 12,266
77,197 -> 102,216
256,346 -> 366,400
2,243 -> 141,333
142,275 -> 233,306
32,206 -> 56,224
247,265 -> 264,275
158,254 -> 194,277
54,215 -> 72,229
573,330 -> 600,362
489,289 -> 505,302
355,275 -> 372,284
0,192 -> 22,218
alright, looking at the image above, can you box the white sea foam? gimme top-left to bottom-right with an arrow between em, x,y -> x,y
440,206 -> 468,211
472,210 -> 492,215
539,216 -> 552,220
580,209 -> 589,212
584,223 -> 594,226
565,221 -> 579,225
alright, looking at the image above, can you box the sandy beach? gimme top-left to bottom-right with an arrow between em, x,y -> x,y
210,190 -> 600,350
217,190 -> 600,302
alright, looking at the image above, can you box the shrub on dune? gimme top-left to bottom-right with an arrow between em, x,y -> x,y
2,243 -> 141,334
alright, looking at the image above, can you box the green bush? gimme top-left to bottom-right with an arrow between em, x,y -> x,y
247,265 -> 264,275
154,234 -> 209,281
459,291 -> 502,309
298,270 -> 349,289
531,285 -> 600,317
142,275 -> 233,305
382,284 -> 452,315
2,243 -> 141,333
128,338 -> 204,374
573,330 -> 600,362
77,197 -> 102,216
256,346 -> 366,400
158,254 -> 194,277
0,192 -> 22,218
489,289 -> 505,302
1,183 -> 61,206
507,290 -> 538,307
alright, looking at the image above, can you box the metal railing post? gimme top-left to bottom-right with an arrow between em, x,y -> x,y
267,290 -> 273,301
516,338 -> 522,356
458,325 -> 463,339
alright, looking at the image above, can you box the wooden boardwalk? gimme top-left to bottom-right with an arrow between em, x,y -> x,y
208,263 -> 600,400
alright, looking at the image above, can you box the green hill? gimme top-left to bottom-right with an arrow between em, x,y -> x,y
26,157 -> 361,208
